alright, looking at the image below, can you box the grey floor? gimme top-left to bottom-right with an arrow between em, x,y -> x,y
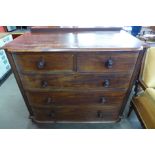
0,74 -> 142,129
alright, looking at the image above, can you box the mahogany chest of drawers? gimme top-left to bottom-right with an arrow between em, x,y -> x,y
3,27 -> 144,123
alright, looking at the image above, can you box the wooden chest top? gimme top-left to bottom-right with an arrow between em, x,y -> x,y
3,29 -> 143,52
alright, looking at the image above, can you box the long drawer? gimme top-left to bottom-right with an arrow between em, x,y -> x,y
32,106 -> 120,122
77,52 -> 138,73
26,90 -> 125,107
13,53 -> 74,73
20,73 -> 131,90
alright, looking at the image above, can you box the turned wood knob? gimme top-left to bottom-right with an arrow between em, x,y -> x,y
46,97 -> 53,104
37,58 -> 45,69
100,97 -> 106,104
103,79 -> 110,87
41,80 -> 48,88
105,58 -> 113,69
48,111 -> 55,118
45,97 -> 55,105
97,111 -> 103,118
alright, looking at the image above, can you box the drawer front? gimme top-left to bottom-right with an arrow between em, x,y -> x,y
13,53 -> 74,73
77,52 -> 139,73
26,91 -> 125,107
32,106 -> 120,122
21,73 -> 131,90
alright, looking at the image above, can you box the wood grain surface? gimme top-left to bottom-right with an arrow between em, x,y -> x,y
3,27 -> 144,123
3,30 -> 143,52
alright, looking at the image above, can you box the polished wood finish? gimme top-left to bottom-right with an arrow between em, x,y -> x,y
20,73 -> 131,90
3,27 -> 144,123
32,106 -> 120,122
13,53 -> 74,73
26,90 -> 125,107
3,30 -> 143,52
77,52 -> 138,73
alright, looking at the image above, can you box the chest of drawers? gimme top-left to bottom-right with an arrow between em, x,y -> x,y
3,27 -> 144,123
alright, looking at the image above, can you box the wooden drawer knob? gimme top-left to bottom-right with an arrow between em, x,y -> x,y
48,111 -> 55,118
37,58 -> 45,69
45,97 -> 55,105
105,58 -> 113,69
103,79 -> 110,87
41,80 -> 48,88
97,111 -> 103,118
100,97 -> 106,104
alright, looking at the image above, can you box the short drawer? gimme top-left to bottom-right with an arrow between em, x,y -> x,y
32,106 -> 120,122
77,52 -> 139,73
21,73 -> 131,90
13,53 -> 74,73
26,90 -> 125,107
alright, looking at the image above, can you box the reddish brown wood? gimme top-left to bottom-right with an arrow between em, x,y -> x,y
77,52 -> 139,73
11,33 -> 23,39
32,106 -> 120,122
3,30 -> 143,52
20,73 -> 131,90
26,90 -> 125,107
3,27 -> 144,124
13,53 -> 74,73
